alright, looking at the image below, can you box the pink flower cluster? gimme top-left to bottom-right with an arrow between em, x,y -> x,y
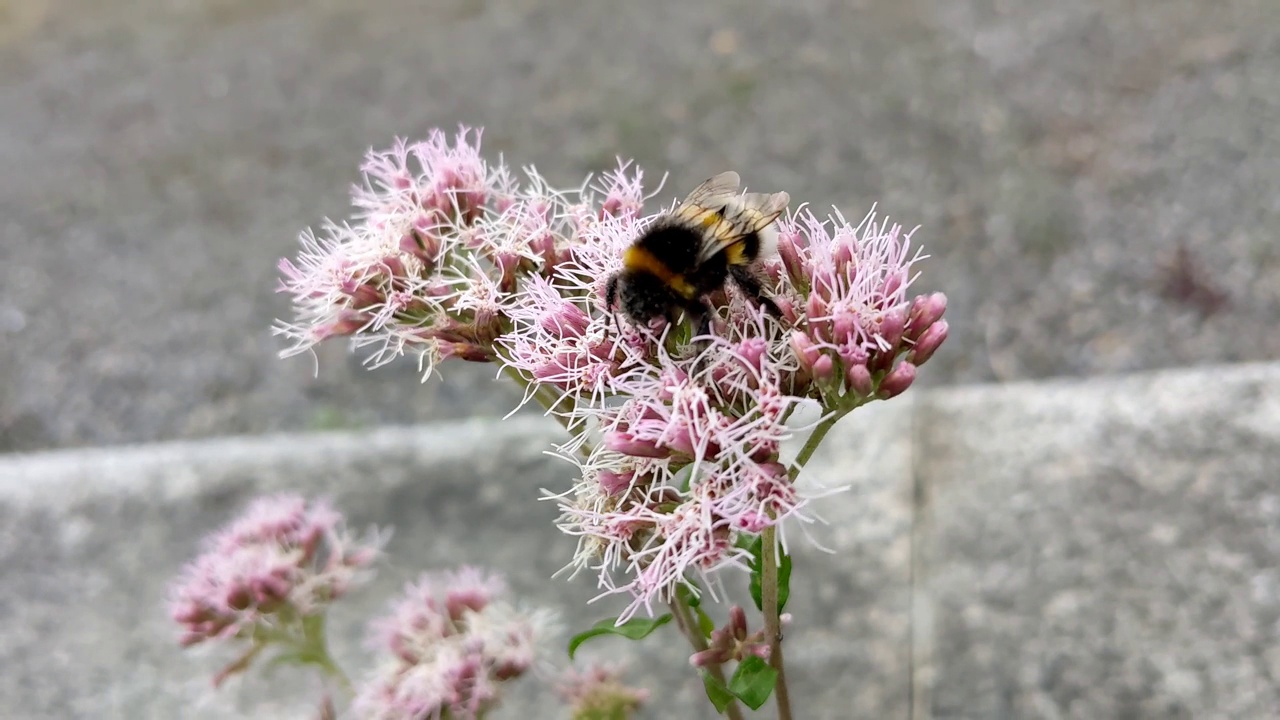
777,208 -> 949,402
353,568 -> 553,720
556,662 -> 649,720
275,127 -> 949,626
498,174 -> 946,621
275,129 -> 585,378
534,298 -> 826,616
168,494 -> 381,651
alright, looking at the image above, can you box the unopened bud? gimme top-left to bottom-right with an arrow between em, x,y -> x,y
790,331 -> 821,371
878,309 -> 906,350
846,362 -> 873,396
342,281 -> 383,309
728,605 -> 749,638
811,353 -> 835,380
604,431 -> 671,459
773,296 -> 799,325
439,342 -> 490,363
878,361 -> 917,399
778,233 -> 806,286
907,320 -> 948,365
596,470 -> 634,496
907,292 -> 948,341
316,311 -> 369,340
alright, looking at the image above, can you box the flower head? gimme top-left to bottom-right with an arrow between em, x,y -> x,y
272,126 -> 949,630
557,662 -> 649,720
274,128 -> 581,381
353,568 -> 555,720
168,494 -> 383,686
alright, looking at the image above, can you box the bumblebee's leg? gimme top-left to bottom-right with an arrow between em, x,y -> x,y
604,274 -> 619,311
680,297 -> 716,338
604,274 -> 623,334
728,265 -> 782,318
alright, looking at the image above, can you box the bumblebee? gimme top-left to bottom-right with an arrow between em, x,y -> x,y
604,171 -> 790,337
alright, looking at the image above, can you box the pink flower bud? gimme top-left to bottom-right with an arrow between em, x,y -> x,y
882,269 -> 905,299
380,255 -> 408,280
661,428 -> 698,458
778,234 -> 806,285
316,311 -> 369,340
907,292 -> 948,341
735,337 -> 768,373
728,605 -> 749,638
833,240 -> 855,276
907,320 -> 948,365
789,331 -> 820,371
342,281 -> 383,309
541,303 -> 591,339
846,362 -> 873,396
445,587 -> 492,621
596,470 -> 634,496
806,291 -> 828,320
878,361 -> 917,398
690,648 -> 727,668
877,309 -> 906,350
811,353 -> 835,380
735,511 -> 771,533
832,311 -> 857,344
773,296 -> 799,324
438,342 -> 490,363
604,431 -> 671,459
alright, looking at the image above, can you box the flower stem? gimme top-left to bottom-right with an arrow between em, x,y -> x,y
760,525 -> 792,720
300,614 -> 354,696
669,600 -> 744,720
762,408 -> 851,719
792,407 -> 850,474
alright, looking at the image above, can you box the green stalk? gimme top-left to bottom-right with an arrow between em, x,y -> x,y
759,526 -> 792,720
300,614 -> 353,696
790,407 -> 851,476
763,408 -> 852,719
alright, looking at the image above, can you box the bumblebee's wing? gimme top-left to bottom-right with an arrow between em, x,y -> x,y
668,171 -> 742,229
695,190 -> 791,264
680,171 -> 741,208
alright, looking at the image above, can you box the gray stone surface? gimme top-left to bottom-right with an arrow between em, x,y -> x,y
3,0 -> 1279,452
9,362 -> 1280,718
917,362 -> 1280,719
0,404 -> 916,719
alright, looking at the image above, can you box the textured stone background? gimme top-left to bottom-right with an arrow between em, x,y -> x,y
2,0 -> 1277,452
3,364 -> 1277,719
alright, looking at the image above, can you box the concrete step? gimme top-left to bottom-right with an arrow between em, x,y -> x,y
3,362 -> 1278,719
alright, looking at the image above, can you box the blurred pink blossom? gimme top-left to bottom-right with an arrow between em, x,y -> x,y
556,662 -> 649,720
168,494 -> 383,685
353,568 -> 554,720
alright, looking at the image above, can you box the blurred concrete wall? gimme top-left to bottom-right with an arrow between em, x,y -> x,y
3,362 -> 1277,718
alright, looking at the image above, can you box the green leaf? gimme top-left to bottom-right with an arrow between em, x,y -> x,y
694,604 -> 716,638
672,464 -> 695,493
701,671 -> 735,713
729,656 -> 779,710
777,548 -> 793,613
676,582 -> 697,607
567,615 -> 672,659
